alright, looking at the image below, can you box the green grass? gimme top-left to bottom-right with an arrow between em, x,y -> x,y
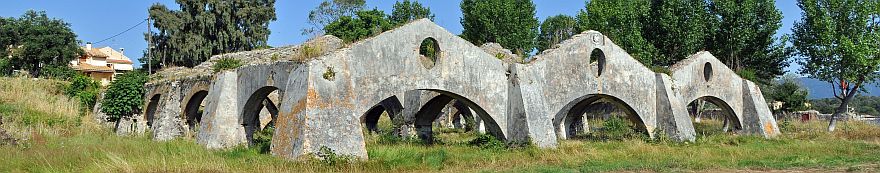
1,77 -> 880,172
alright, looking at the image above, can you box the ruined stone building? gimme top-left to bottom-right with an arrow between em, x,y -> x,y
119,19 -> 779,160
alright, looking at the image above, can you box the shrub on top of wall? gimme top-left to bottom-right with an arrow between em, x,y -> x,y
213,58 -> 242,73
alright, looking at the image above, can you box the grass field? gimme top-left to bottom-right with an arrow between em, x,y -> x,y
1,77 -> 880,172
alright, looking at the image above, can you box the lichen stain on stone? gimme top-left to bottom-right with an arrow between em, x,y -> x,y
273,98 -> 308,159
764,122 -> 776,135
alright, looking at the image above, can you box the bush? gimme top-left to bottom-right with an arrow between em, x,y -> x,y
101,71 -> 148,120
316,146 -> 353,166
736,69 -> 758,82
65,74 -> 100,109
469,133 -> 506,150
252,125 -> 274,154
0,58 -> 11,76
40,65 -> 76,80
212,58 -> 242,73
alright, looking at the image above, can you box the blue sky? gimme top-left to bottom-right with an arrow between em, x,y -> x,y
1,0 -> 803,72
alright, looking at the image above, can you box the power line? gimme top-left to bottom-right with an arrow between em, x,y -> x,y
93,18 -> 148,44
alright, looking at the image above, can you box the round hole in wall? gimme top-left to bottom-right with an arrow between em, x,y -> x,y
590,48 -> 606,77
418,37 -> 440,69
704,62 -> 713,82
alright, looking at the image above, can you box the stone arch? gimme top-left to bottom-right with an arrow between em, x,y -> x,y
360,95 -> 403,133
414,89 -> 505,143
553,94 -> 647,140
182,90 -> 208,132
687,96 -> 743,133
241,86 -> 280,145
144,94 -> 161,127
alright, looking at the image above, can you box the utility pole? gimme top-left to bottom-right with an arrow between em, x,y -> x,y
146,17 -> 152,74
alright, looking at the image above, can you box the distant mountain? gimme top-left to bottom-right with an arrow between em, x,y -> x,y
798,77 -> 880,99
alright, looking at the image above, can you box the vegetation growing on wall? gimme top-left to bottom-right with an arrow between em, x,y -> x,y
212,58 -> 243,73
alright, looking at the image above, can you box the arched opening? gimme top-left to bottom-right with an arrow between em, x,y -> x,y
555,94 -> 647,140
360,96 -> 403,134
183,90 -> 208,133
590,48 -> 606,77
241,86 -> 281,153
144,94 -> 161,127
414,90 -> 501,145
687,96 -> 741,136
418,37 -> 440,69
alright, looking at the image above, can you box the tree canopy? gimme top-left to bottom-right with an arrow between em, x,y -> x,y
145,0 -> 277,69
0,10 -> 82,77
708,0 -> 790,82
390,0 -> 434,25
537,15 -> 578,52
303,0 -> 366,37
324,9 -> 393,43
460,0 -> 539,56
792,0 -> 880,131
577,0 -> 656,64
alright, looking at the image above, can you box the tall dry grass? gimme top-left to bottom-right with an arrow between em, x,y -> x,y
0,77 -> 96,139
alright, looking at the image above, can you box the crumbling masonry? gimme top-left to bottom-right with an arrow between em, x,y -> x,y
118,19 -> 779,160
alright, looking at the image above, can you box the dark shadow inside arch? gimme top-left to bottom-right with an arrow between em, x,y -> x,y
241,86 -> 281,153
415,89 -> 502,145
360,96 -> 403,134
145,94 -> 161,127
554,94 -> 648,140
688,96 -> 742,136
183,90 -> 208,132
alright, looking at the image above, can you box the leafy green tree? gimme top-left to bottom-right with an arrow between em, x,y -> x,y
577,0 -> 657,64
303,0 -> 366,36
537,15 -> 578,52
0,10 -> 82,77
792,0 -> 880,131
768,74 -> 809,115
460,0 -> 539,56
390,0 -> 434,25
645,0 -> 714,66
708,0 -> 790,83
324,9 -> 393,43
146,0 -> 277,68
101,71 -> 149,120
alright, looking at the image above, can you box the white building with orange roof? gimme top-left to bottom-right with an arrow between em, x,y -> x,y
69,43 -> 133,86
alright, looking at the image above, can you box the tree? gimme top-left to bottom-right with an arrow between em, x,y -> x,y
102,71 -> 149,120
0,10 -> 82,77
792,0 -> 880,131
708,0 -> 790,83
303,0 -> 366,36
645,0 -> 714,66
537,15 -> 578,52
324,9 -> 393,43
146,0 -> 277,68
460,0 -> 539,56
577,0 -> 657,64
768,74 -> 809,116
390,0 -> 434,25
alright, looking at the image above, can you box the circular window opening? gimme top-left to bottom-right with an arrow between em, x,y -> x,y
590,48 -> 606,77
418,37 -> 440,69
703,62 -> 713,82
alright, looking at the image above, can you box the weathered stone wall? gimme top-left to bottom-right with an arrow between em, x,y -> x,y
132,19 -> 779,161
